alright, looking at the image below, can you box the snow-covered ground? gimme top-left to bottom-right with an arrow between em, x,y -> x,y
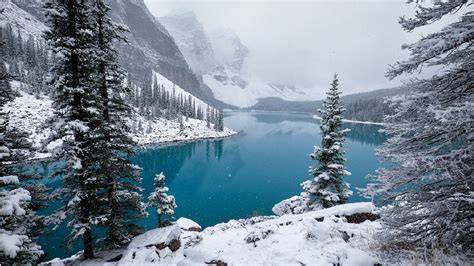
45,202 -> 386,265
130,112 -> 236,146
3,84 -> 236,160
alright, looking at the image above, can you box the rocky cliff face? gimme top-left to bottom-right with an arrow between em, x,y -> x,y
160,11 -> 216,76
108,0 -> 211,100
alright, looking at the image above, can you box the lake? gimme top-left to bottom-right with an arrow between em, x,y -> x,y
36,111 -> 386,260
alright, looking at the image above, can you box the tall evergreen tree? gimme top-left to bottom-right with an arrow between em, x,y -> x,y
301,74 -> 352,209
147,172 -> 176,228
366,0 -> 473,256
88,0 -> 146,249
44,0 -> 99,259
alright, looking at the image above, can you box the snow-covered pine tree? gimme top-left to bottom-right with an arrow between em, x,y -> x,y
178,114 -> 184,133
301,74 -> 352,209
206,106 -> 211,128
0,56 -> 43,264
217,109 -> 224,132
365,0 -> 473,256
88,0 -> 146,250
44,0 -> 100,259
148,172 -> 176,228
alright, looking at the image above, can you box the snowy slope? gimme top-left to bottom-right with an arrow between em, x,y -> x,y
45,202 -> 386,265
4,83 -> 236,159
153,70 -> 213,115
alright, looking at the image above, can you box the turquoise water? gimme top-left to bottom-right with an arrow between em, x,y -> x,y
36,111 -> 385,260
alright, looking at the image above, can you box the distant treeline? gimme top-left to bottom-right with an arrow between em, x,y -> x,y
248,87 -> 407,123
343,97 -> 394,123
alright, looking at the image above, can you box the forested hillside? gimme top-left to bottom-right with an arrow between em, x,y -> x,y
249,87 -> 406,122
0,21 -> 225,132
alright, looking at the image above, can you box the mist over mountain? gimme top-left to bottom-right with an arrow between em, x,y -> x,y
160,10 -> 315,108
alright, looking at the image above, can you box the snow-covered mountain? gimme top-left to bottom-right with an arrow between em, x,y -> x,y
159,11 -> 216,76
160,11 -> 311,108
0,0 -> 47,39
3,0 -> 217,104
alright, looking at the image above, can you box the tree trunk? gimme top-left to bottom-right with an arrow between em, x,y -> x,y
83,228 -> 94,259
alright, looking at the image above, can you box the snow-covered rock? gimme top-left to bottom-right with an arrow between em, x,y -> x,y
272,195 -> 311,216
176,217 -> 202,232
45,202 -> 384,265
128,225 -> 181,249
118,225 -> 183,265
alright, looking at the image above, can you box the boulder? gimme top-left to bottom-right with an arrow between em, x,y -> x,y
129,224 -> 181,251
177,217 -> 202,232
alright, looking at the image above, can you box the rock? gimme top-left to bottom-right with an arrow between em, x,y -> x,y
272,196 -> 310,216
156,238 -> 181,252
344,212 -> 380,224
340,231 -> 350,242
177,217 -> 202,232
129,224 -> 181,251
206,259 -> 228,266
245,227 -> 275,245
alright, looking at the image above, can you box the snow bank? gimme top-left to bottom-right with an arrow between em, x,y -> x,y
45,203 -> 382,265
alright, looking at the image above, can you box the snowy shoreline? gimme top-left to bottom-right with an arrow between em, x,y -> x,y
136,131 -> 239,151
312,115 -> 385,126
230,109 -> 386,125
4,90 -> 237,161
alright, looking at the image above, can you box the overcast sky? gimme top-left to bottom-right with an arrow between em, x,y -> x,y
144,0 -> 451,97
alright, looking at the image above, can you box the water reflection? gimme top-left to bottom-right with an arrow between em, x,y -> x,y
344,123 -> 386,146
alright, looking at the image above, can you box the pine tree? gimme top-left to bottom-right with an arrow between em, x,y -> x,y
88,0 -> 146,249
44,0 -> 99,259
148,172 -> 176,228
216,109 -> 224,132
206,106 -> 211,128
365,0 -> 473,256
178,114 -> 184,133
301,74 -> 352,209
0,56 -> 43,264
